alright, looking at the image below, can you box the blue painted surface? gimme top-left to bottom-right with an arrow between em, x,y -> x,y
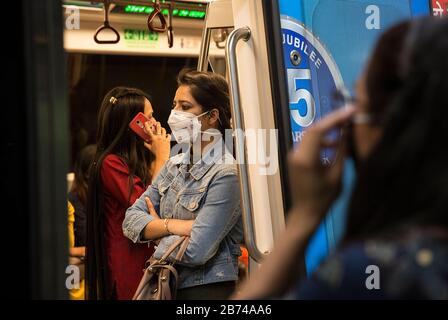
411,0 -> 431,15
278,0 -> 431,274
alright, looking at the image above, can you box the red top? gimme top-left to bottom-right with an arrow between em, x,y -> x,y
101,154 -> 153,300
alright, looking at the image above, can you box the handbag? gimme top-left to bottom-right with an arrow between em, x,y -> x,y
133,236 -> 189,300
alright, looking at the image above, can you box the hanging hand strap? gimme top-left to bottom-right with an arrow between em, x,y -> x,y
167,2 -> 174,48
147,0 -> 168,33
173,236 -> 189,263
94,0 -> 120,44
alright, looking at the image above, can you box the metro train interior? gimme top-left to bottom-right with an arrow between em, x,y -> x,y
3,0 -> 448,302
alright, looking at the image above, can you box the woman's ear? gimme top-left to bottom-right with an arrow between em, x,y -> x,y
208,108 -> 220,126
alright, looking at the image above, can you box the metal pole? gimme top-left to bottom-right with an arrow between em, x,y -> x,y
225,27 -> 266,263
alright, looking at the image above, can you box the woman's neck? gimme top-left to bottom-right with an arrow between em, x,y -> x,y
190,134 -> 222,164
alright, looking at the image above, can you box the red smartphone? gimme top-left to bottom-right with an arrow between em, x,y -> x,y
129,112 -> 154,143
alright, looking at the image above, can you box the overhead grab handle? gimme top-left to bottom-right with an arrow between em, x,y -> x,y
213,28 -> 230,49
167,25 -> 173,48
167,2 -> 174,48
94,0 -> 120,44
147,0 -> 168,33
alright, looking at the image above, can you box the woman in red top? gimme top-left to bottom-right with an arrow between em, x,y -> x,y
86,87 -> 170,300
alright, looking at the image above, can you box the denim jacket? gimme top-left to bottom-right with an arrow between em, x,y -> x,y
123,139 -> 243,289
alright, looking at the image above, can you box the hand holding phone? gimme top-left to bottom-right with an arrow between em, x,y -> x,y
129,112 -> 154,143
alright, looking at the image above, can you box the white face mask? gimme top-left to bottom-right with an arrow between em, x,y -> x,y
167,109 -> 208,144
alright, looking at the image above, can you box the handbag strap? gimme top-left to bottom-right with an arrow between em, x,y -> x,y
173,236 -> 190,263
158,236 -> 189,263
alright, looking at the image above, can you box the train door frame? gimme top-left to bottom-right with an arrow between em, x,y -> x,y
197,0 -> 234,72
20,0 -> 69,299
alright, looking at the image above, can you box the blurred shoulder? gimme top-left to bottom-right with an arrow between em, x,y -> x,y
297,229 -> 448,299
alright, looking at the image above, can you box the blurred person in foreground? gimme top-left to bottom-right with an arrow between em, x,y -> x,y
235,17 -> 448,300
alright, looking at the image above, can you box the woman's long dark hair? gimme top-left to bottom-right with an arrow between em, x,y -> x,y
85,87 -> 154,300
344,17 -> 448,243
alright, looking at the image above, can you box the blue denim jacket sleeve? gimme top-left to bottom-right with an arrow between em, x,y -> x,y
153,169 -> 240,266
122,164 -> 166,243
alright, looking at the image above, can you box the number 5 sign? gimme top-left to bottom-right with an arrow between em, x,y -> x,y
281,16 -> 345,144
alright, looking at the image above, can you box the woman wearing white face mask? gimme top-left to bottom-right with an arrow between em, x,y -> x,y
167,109 -> 220,144
123,69 -> 243,300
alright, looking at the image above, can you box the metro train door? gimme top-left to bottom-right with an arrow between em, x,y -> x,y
196,0 -> 294,274
199,0 -> 431,276
199,0 -> 289,268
